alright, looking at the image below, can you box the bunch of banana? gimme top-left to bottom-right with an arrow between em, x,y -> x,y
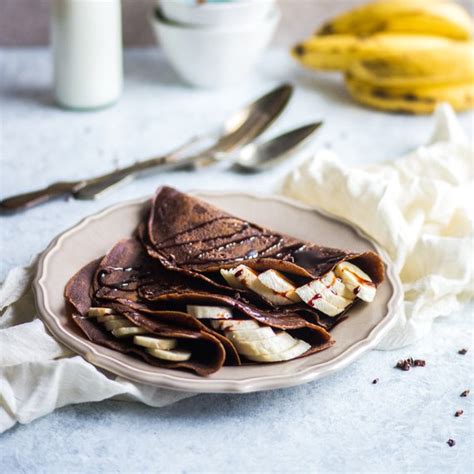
292,0 -> 474,114
317,0 -> 473,39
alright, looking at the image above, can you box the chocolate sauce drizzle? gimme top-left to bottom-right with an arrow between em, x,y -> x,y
154,217 -> 241,248
153,215 -> 287,267
97,266 -> 153,290
291,246 -> 347,268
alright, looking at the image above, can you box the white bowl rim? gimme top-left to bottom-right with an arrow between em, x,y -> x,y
154,4 -> 280,32
160,0 -> 275,10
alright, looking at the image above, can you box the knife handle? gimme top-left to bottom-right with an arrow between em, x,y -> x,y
0,182 -> 77,213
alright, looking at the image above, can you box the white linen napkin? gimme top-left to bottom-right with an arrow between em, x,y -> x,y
0,259 -> 194,434
283,104 -> 473,349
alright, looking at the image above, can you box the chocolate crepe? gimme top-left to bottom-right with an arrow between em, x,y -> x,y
64,186 -> 387,375
65,236 -> 334,372
91,238 -> 332,360
65,249 -> 227,375
145,186 -> 384,284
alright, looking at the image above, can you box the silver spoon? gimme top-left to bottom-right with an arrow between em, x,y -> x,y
225,122 -> 322,172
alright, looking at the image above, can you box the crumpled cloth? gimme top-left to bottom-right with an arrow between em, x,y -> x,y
283,104 -> 473,349
0,258 -> 194,434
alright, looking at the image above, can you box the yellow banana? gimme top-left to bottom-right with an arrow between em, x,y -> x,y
348,40 -> 474,87
318,0 -> 473,40
292,33 -> 455,72
345,73 -> 474,113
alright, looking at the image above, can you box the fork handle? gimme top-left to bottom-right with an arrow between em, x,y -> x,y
0,182 -> 76,213
73,137 -> 203,200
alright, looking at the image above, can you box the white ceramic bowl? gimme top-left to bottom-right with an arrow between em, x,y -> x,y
159,0 -> 275,27
151,7 -> 280,88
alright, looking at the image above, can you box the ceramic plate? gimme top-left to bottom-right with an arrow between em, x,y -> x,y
34,192 -> 402,393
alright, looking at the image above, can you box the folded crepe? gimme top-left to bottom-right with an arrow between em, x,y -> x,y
145,187 -> 383,278
65,238 -> 333,374
64,186 -> 384,375
65,244 -> 227,376
142,187 -> 384,317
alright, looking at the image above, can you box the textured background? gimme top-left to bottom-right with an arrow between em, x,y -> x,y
3,0 -> 471,47
2,0 -> 471,47
5,0 -> 467,47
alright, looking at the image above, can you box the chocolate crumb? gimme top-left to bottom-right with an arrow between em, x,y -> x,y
447,439 -> 455,447
460,390 -> 470,397
395,357 -> 425,371
372,378 -> 379,384
455,410 -> 464,417
395,359 -> 412,371
458,348 -> 468,355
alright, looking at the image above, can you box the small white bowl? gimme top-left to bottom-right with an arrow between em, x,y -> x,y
151,7 -> 280,88
159,0 -> 275,27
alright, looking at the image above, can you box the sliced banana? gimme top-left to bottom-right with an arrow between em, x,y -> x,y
257,269 -> 301,303
296,284 -> 343,317
186,305 -> 233,320
223,265 -> 295,305
320,271 -> 356,300
334,261 -> 376,302
146,347 -> 192,362
133,335 -> 178,350
104,319 -> 135,331
212,316 -> 310,363
210,319 -> 260,331
221,269 -> 246,289
308,279 -> 352,309
233,331 -> 298,358
87,307 -> 114,317
225,326 -> 276,342
97,314 -> 122,324
245,339 -> 311,363
112,327 -> 148,338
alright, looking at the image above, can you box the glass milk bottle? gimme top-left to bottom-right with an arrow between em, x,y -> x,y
51,0 -> 123,110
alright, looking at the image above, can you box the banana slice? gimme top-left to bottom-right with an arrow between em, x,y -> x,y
97,314 -> 125,324
210,319 -> 260,331
320,271 -> 356,300
226,326 -> 276,342
334,262 -> 376,302
146,347 -> 192,362
245,339 -> 311,363
295,284 -> 343,317
87,307 -> 114,317
233,331 -> 298,358
222,265 -> 295,305
104,319 -> 135,331
133,335 -> 177,350
112,327 -> 148,338
220,269 -> 246,289
308,279 -> 352,309
257,269 -> 301,303
186,305 -> 233,320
